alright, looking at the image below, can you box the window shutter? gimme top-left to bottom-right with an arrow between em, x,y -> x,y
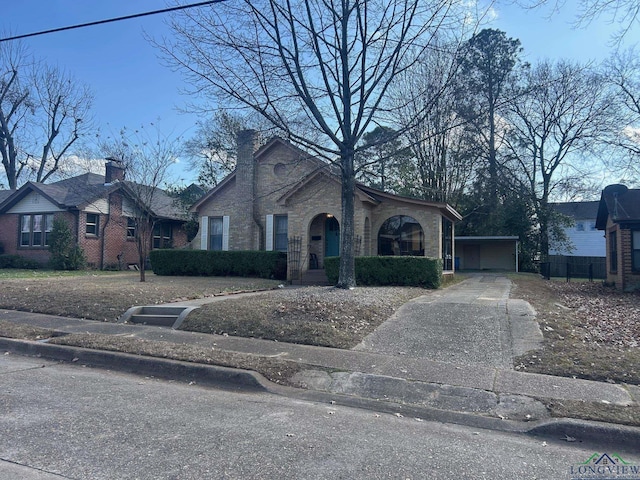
200,216 -> 208,250
222,215 -> 230,251
265,214 -> 274,251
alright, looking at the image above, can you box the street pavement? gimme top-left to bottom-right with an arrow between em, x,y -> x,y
0,274 -> 639,450
2,354 -> 638,480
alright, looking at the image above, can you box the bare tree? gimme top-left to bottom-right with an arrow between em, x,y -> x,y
391,40 -> 476,205
99,125 -> 181,282
184,111 -> 274,188
159,0 -> 476,288
503,60 -> 615,259
0,41 -> 93,189
601,48 -> 640,183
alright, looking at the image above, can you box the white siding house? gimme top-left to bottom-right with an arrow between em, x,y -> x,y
549,201 -> 605,257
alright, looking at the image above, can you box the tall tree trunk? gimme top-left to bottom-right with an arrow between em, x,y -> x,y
337,148 -> 356,289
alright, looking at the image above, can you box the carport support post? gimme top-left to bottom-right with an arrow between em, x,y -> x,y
515,240 -> 519,273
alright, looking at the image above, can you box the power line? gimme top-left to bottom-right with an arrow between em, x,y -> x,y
0,0 -> 225,43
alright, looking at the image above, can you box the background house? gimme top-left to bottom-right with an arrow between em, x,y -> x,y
550,201 -> 605,257
0,161 -> 189,269
596,184 -> 640,291
190,130 -> 462,282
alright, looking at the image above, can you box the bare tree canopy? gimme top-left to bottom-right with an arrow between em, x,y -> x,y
0,40 -> 93,189
99,124 -> 182,282
391,38 -> 476,205
601,48 -> 640,183
503,60 -> 615,258
522,0 -> 640,42
160,0 -> 477,287
184,111 -> 275,188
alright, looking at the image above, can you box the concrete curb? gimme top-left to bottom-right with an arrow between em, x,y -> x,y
0,337 -> 268,393
3,336 -> 639,452
527,418 -> 640,453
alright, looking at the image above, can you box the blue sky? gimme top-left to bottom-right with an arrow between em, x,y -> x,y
2,1 -> 638,185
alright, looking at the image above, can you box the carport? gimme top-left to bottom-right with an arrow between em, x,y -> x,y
455,236 -> 519,272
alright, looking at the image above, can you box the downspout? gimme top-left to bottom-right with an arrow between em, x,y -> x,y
515,240 -> 519,273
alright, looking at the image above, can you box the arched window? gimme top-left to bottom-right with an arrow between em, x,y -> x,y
378,215 -> 424,256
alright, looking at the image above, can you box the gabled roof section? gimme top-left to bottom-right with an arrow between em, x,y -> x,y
254,136 -> 334,171
596,184 -> 640,230
0,173 -> 112,213
356,184 -> 463,221
551,201 -> 599,220
0,189 -> 15,205
189,173 -> 235,212
0,173 -> 186,222
120,181 -> 188,221
277,168 -> 379,206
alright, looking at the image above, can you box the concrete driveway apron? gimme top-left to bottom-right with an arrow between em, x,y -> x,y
353,274 -> 539,369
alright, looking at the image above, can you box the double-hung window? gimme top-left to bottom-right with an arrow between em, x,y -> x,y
209,217 -> 224,251
126,218 -> 136,239
266,214 -> 288,252
274,215 -> 288,252
153,223 -> 172,249
200,216 -> 229,251
86,213 -> 99,236
20,214 -> 54,248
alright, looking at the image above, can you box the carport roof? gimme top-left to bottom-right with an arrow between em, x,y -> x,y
455,236 -> 519,241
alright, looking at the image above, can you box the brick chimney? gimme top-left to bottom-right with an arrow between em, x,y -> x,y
236,130 -> 257,249
105,158 -> 125,183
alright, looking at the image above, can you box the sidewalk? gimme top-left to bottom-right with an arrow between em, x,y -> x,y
1,275 -> 639,447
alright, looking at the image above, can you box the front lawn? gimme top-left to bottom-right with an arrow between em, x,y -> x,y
0,270 -> 281,321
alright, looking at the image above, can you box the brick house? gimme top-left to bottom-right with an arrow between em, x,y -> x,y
0,161 -> 189,269
595,184 -> 640,291
190,130 -> 462,282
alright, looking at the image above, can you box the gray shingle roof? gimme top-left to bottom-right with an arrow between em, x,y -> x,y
0,173 -> 186,221
550,201 -> 599,220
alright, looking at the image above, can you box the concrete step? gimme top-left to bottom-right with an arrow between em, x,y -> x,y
118,305 -> 199,329
129,314 -> 177,327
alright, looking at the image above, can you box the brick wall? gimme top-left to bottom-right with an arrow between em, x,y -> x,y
619,228 -> 640,291
0,191 -> 187,270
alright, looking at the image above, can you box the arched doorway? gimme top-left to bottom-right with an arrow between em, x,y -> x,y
378,215 -> 424,256
308,213 -> 340,269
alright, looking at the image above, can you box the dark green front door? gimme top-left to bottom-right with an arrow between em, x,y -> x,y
325,216 -> 340,257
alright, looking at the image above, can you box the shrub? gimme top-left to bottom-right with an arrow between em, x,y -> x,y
48,217 -> 86,270
149,249 -> 287,280
0,254 -> 43,269
324,256 -> 443,288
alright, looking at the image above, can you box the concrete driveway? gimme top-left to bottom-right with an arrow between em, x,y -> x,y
354,274 -> 543,368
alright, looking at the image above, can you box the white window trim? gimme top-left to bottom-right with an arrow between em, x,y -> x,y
265,214 -> 274,251
222,215 -> 230,251
200,216 -> 208,250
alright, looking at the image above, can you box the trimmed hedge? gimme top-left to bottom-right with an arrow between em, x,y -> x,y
0,254 -> 43,270
325,256 -> 443,288
149,249 -> 287,280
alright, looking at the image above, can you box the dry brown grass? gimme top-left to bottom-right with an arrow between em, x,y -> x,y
511,274 -> 640,386
0,270 -> 281,321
